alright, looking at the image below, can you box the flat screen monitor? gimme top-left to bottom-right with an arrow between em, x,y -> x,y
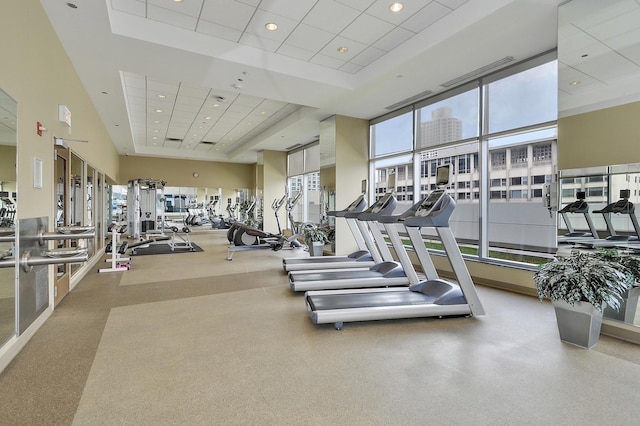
387,173 -> 396,191
576,191 -> 585,200
621,189 -> 631,199
436,164 -> 451,186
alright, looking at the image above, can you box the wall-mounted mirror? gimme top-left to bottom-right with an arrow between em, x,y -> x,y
0,88 -> 17,347
558,0 -> 640,329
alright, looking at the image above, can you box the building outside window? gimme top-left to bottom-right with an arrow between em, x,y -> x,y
370,52 -> 558,265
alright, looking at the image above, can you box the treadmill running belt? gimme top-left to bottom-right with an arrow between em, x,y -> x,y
293,270 -> 385,282
307,290 -> 437,311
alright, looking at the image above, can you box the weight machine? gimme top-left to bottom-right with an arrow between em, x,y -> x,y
127,178 -> 167,240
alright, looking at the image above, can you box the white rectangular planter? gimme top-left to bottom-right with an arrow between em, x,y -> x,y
625,287 -> 640,326
310,241 -> 324,257
552,300 -> 603,349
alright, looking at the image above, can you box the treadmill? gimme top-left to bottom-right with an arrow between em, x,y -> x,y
304,178 -> 485,330
282,181 -> 377,272
557,191 -> 599,244
289,190 -> 415,292
577,189 -> 640,249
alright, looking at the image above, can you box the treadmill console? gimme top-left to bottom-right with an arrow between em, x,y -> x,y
415,190 -> 446,217
371,192 -> 394,213
346,194 -> 365,211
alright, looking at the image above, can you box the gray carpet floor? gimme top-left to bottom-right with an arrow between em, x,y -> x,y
1,229 -> 639,425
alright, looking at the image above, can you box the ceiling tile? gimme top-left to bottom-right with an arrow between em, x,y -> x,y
277,43 -> 315,61
233,95 -> 263,107
577,50 -> 640,83
236,0 -> 261,7
199,0 -> 255,31
436,0 -> 470,9
147,5 -> 197,31
284,23 -> 335,51
587,8 -> 640,41
350,46 -> 386,67
570,0 -> 638,31
373,26 -> 415,51
335,0 -> 375,12
606,26 -> 640,52
309,53 -> 346,69
148,0 -> 205,18
303,1 -> 360,35
401,2 -> 451,33
339,62 -> 364,74
257,0 -> 317,21
317,35 -> 367,60
619,42 -> 640,64
339,13 -> 395,45
245,9 -> 298,42
164,140 -> 183,148
238,33 -> 281,52
366,0 -> 432,26
195,143 -> 213,151
197,20 -> 243,43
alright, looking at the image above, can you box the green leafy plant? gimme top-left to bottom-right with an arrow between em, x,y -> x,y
302,226 -> 328,244
533,249 -> 640,311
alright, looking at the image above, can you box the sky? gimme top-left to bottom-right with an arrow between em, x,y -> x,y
372,60 -> 558,157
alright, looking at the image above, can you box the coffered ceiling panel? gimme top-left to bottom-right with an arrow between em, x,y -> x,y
41,0 -> 562,163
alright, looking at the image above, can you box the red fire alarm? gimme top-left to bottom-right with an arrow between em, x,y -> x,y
36,121 -> 45,136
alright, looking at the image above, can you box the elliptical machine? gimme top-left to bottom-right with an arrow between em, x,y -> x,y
226,191 -> 303,260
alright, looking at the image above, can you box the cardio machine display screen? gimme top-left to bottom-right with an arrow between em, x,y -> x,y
371,193 -> 393,213
415,190 -> 445,217
346,195 -> 365,211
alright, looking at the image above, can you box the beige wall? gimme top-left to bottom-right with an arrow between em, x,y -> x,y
320,165 -> 336,192
119,155 -> 254,189
558,101 -> 640,170
334,115 -> 369,255
0,0 -> 119,220
0,146 -> 16,182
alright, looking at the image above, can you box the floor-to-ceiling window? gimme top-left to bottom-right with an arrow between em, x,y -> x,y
369,51 -> 558,266
287,143 -> 321,230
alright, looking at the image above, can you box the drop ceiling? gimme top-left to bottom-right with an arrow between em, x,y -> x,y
40,0 -> 562,164
558,0 -> 640,117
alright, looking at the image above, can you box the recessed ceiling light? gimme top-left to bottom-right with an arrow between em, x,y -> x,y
152,136 -> 158,140
337,46 -> 348,53
265,23 -> 278,31
213,104 -> 219,107
205,116 -> 211,120
174,0 -> 183,3
155,109 -> 163,113
569,80 -> 581,86
154,120 -> 160,124
157,94 -> 166,99
153,129 -> 159,133
390,2 -> 403,12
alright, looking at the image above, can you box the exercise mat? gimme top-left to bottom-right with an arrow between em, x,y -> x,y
130,242 -> 203,256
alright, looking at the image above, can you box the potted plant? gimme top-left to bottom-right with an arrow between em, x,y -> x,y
621,253 -> 640,325
533,248 -> 640,348
302,226 -> 328,257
